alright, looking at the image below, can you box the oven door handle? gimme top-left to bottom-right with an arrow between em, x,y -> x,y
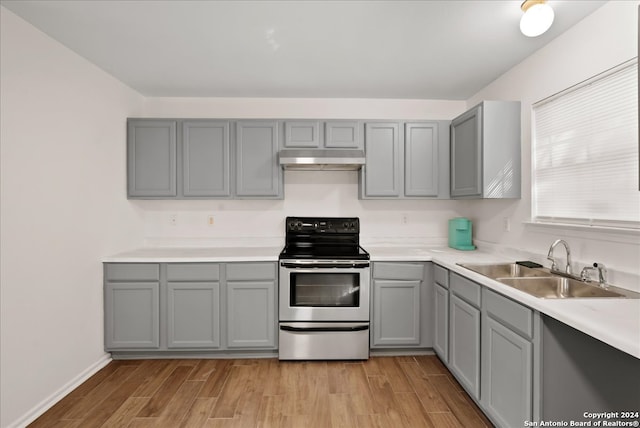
280,261 -> 370,269
279,325 -> 369,333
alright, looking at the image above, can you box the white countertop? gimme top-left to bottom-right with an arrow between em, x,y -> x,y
102,246 -> 281,262
103,244 -> 640,359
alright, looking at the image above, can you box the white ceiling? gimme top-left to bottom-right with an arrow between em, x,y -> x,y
1,0 -> 607,99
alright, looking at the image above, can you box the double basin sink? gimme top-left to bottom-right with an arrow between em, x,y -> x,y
460,263 -> 627,299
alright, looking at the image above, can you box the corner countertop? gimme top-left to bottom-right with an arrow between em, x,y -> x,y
368,245 -> 640,360
103,245 -> 640,359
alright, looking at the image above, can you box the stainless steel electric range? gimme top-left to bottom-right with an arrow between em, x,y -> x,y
278,216 -> 370,360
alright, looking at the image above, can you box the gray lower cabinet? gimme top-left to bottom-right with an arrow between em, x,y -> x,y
481,287 -> 536,428
449,293 -> 481,399
371,262 -> 432,348
360,121 -> 450,199
433,283 -> 449,362
226,263 -> 277,349
127,119 -> 282,199
433,264 -> 449,362
435,267 -> 541,428
104,264 -> 161,349
449,273 -> 482,400
166,263 -> 221,349
104,262 -> 277,355
450,101 -> 521,199
167,282 -> 220,348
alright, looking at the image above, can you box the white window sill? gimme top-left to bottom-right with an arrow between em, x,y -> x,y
523,221 -> 640,244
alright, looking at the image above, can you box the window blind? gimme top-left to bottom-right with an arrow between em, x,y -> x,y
532,59 -> 639,228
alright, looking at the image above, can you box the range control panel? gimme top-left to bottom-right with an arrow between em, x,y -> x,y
286,216 -> 359,234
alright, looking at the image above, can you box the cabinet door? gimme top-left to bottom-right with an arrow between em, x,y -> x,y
325,121 -> 362,148
105,282 -> 160,349
284,121 -> 320,148
449,294 -> 481,399
235,121 -> 281,198
363,122 -> 401,197
451,106 -> 482,198
127,120 -> 177,197
167,282 -> 220,349
405,122 -> 438,197
482,317 -> 533,428
227,280 -> 276,348
182,121 -> 231,197
372,279 -> 421,347
434,283 -> 449,362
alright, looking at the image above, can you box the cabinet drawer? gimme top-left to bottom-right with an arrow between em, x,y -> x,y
450,273 -> 481,308
226,263 -> 276,280
105,263 -> 159,281
167,263 -> 220,281
434,265 -> 449,288
483,288 -> 533,339
373,262 -> 424,281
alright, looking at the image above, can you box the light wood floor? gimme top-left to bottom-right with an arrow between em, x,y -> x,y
29,355 -> 493,428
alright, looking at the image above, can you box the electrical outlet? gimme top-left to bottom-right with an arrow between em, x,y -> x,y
503,217 -> 511,232
170,214 -> 177,226
401,213 -> 408,224
207,215 -> 215,226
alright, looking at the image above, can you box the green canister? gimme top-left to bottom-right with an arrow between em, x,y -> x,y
448,217 -> 476,250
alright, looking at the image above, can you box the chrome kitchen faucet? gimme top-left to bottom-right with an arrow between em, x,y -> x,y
547,239 -> 573,276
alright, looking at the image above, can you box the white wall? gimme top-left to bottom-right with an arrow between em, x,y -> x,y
0,8 -> 146,428
138,97 -> 467,246
463,1 -> 640,289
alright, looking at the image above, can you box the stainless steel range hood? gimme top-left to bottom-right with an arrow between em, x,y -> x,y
278,149 -> 366,171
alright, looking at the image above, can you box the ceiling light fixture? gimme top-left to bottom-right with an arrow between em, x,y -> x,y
520,0 -> 555,37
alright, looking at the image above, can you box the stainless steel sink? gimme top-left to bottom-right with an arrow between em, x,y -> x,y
497,277 -> 626,299
458,263 -> 632,299
460,263 -> 550,279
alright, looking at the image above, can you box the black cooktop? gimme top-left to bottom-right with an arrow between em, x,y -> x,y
279,216 -> 370,260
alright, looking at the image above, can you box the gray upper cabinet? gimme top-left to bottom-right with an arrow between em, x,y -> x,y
325,121 -> 361,148
182,121 -> 231,197
127,118 -> 282,199
360,121 -> 450,199
283,120 -> 362,149
450,101 -> 521,199
127,120 -> 177,197
283,121 -> 320,148
405,122 -> 438,197
235,121 -> 282,198
362,122 -> 401,197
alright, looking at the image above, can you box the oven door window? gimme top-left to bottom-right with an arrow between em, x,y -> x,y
290,272 -> 360,307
